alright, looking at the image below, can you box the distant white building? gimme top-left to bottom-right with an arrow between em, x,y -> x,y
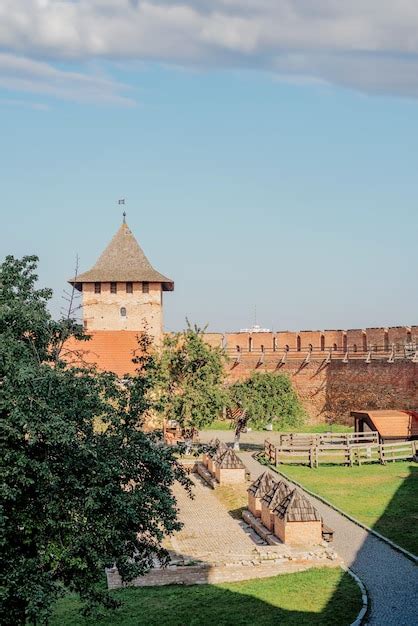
239,324 -> 271,333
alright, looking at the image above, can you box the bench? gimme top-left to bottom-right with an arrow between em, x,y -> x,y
322,523 -> 334,542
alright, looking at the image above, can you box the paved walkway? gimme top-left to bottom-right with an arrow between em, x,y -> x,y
238,451 -> 418,626
171,477 -> 258,562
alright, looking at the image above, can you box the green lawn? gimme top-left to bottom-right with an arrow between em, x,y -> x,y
204,421 -> 353,433
51,568 -> 361,626
276,462 -> 418,556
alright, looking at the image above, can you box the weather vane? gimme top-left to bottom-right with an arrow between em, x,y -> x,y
118,198 -> 126,223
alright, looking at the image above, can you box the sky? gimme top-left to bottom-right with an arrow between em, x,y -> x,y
0,1 -> 417,333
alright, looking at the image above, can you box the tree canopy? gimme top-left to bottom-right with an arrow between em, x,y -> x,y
0,256 -> 188,625
229,371 -> 306,432
145,323 -> 229,430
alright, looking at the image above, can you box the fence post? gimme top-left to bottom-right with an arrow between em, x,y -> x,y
379,444 -> 386,465
274,445 -> 278,466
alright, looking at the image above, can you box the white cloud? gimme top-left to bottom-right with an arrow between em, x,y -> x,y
0,53 -> 135,105
0,96 -> 50,111
1,1 -> 418,99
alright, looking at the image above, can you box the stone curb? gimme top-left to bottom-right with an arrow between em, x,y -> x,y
259,455 -> 418,566
343,566 -> 369,626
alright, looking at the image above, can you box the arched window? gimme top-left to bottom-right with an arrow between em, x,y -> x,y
120,307 -> 127,317
343,334 -> 348,351
285,344 -> 289,352
333,343 -> 338,351
320,335 -> 325,351
248,337 -> 252,352
260,345 -> 264,353
362,333 -> 367,352
297,335 -> 301,352
236,345 -> 241,353
308,343 -> 313,352
353,344 -> 358,353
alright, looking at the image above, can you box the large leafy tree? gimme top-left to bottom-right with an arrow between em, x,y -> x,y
229,371 -> 306,447
148,323 -> 229,431
0,256 -> 188,625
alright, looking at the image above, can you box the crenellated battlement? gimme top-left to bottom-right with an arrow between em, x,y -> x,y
204,325 -> 418,362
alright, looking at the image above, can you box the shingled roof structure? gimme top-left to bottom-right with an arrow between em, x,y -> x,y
69,222 -> 174,291
273,489 -> 321,522
248,471 -> 277,498
351,409 -> 418,441
215,448 -> 245,469
261,480 -> 291,510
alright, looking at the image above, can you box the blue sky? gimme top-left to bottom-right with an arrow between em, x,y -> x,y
1,2 -> 417,332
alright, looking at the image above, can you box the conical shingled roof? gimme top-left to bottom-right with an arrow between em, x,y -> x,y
216,448 -> 245,469
69,222 -> 174,291
248,471 -> 277,497
213,441 -> 228,461
273,489 -> 321,522
261,480 -> 291,510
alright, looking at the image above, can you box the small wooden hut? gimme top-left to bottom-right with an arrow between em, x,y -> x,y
207,441 -> 228,474
351,409 -> 418,443
214,448 -> 246,484
247,472 -> 278,518
260,481 -> 291,531
272,489 -> 322,547
202,438 -> 220,467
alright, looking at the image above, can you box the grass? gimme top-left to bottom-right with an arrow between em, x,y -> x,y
276,461 -> 418,556
214,483 -> 248,518
51,568 -> 361,626
204,421 -> 353,433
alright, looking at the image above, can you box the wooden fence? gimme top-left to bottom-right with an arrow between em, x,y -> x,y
276,431 -> 379,447
264,439 -> 417,468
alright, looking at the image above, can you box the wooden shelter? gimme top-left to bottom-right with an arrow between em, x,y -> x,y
247,472 -> 278,518
260,481 -> 291,531
351,409 -> 418,443
207,441 -> 228,474
214,448 -> 246,484
272,489 -> 322,547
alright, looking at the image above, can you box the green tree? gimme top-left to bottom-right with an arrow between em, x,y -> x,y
149,323 -> 229,432
229,372 -> 306,448
0,256 -> 188,625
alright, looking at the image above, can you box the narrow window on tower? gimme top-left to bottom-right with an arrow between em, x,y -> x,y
126,282 -> 133,294
142,282 -> 149,293
94,282 -> 101,294
120,307 -> 127,317
110,282 -> 117,294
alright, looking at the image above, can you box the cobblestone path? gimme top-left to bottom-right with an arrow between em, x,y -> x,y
171,477 -> 258,563
238,451 -> 418,626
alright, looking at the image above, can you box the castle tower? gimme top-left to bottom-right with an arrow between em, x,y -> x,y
69,220 -> 173,341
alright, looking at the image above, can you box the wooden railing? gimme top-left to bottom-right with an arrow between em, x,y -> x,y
276,431 -> 379,447
264,438 -> 417,468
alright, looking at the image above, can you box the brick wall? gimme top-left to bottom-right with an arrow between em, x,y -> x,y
106,560 -> 332,589
222,352 -> 417,423
215,466 -> 246,485
212,325 -> 417,424
261,503 -> 275,532
324,361 -> 418,419
274,517 -> 322,547
248,493 -> 262,518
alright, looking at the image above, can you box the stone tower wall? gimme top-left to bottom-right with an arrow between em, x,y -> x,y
82,281 -> 163,339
